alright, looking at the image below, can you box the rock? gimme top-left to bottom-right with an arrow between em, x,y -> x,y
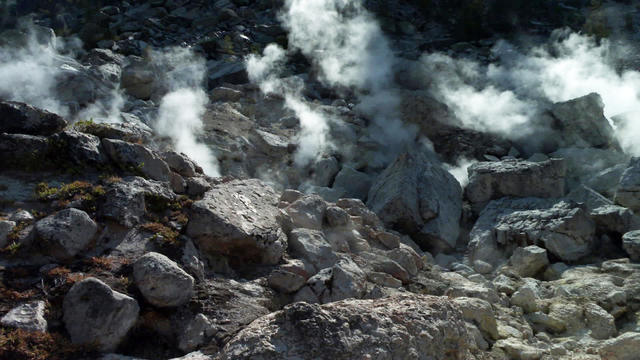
163,151 -> 198,177
102,138 -> 171,181
600,332 -> 640,360
102,176 -> 175,228
509,246 -> 549,278
584,302 -> 616,339
367,149 -> 462,251
51,130 -> 108,165
186,179 -> 286,265
63,278 -> 139,351
0,133 -> 51,169
121,58 -> 155,99
324,206 -> 350,227
466,159 -> 566,211
591,205 -> 639,234
0,220 -> 16,248
216,294 -> 474,359
0,100 -> 67,136
9,210 -> 34,223
35,208 -> 98,260
1,301 -> 47,332
177,313 -> 215,353
549,93 -> 618,148
268,269 -> 307,293
566,185 -> 613,210
452,297 -> 499,340
305,258 -> 367,303
332,166 -> 373,200
615,158 -> 640,211
367,271 -> 403,288
288,228 -> 338,272
186,177 -> 212,197
170,172 -> 187,193
622,231 -> 640,261
312,157 -> 340,187
511,282 -> 540,313
468,198 -> 596,266
550,147 -> 628,191
133,252 -> 195,307
285,194 -> 327,230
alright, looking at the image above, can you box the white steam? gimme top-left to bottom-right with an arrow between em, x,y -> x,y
424,30 -> 640,155
444,158 -> 477,187
247,0 -> 415,166
152,47 -> 220,177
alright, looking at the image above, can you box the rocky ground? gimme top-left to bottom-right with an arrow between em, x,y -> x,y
2,0 -> 640,359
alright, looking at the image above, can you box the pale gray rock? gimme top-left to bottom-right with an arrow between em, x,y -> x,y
63,278 -> 139,351
133,252 -> 195,307
324,206 -> 350,227
0,220 -> 16,248
288,228 -> 338,272
102,138 -> 171,181
51,130 -> 108,165
615,158 -> 640,211
163,151 -> 199,177
367,149 -> 462,251
9,210 -> 34,222
600,332 -> 640,360
177,313 -> 215,353
584,302 -> 616,339
35,208 -> 98,260
466,159 -> 565,211
452,297 -> 499,340
303,258 -> 367,304
566,185 -> 613,210
285,194 -> 327,230
215,294 -> 474,360
510,282 -> 540,313
268,269 -> 306,293
186,179 -> 286,265
186,177 -> 212,197
622,230 -> 640,261
591,205 -> 640,234
551,147 -> 628,191
0,100 -> 67,136
312,156 -> 340,187
1,301 -> 47,332
509,245 -> 549,278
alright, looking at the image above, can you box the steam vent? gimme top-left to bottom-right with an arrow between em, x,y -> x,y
3,0 -> 640,359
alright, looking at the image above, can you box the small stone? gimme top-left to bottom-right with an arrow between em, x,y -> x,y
1,301 -> 47,332
133,252 -> 195,307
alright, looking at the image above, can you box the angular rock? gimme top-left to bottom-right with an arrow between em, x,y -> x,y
177,313 -> 215,353
584,302 -> 616,339
0,100 -> 67,136
312,157 -> 340,187
0,220 -> 16,248
163,151 -> 198,177
216,294 -> 474,360
600,332 -> 640,360
268,269 -> 307,293
102,138 -> 171,181
35,208 -> 98,260
615,157 -> 640,211
0,133 -> 50,169
285,194 -> 327,230
288,228 -> 338,272
186,177 -> 212,197
332,166 -> 373,200
63,278 -> 139,351
509,245 -> 549,278
133,252 -> 195,307
51,130 -> 107,165
452,297 -> 499,340
591,205 -> 639,234
1,301 -> 47,332
186,179 -> 286,265
367,149 -> 462,251
622,230 -> 640,261
466,159 -> 566,210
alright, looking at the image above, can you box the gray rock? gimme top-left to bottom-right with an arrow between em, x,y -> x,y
288,228 -> 338,272
0,100 -> 67,136
63,278 -> 139,351
550,147 -> 628,192
133,252 -> 195,307
163,151 -> 198,177
51,130 -> 108,165
591,205 -> 640,234
285,194 -> 327,230
121,58 -> 155,100
566,185 -> 613,210
466,159 -> 566,211
35,208 -> 98,260
177,313 -> 215,353
324,206 -> 350,227
509,245 -> 549,278
313,157 -> 340,187
600,332 -> 640,360
9,210 -> 34,222
452,297 -> 499,340
186,177 -> 212,197
268,269 -> 307,293
367,149 -> 462,251
216,294 -> 474,359
0,133 -> 51,169
102,138 -> 171,181
0,220 -> 16,248
186,179 -> 286,265
622,230 -> 640,261
1,301 -> 47,332
584,302 -> 616,339
332,166 -> 373,200
615,157 -> 640,211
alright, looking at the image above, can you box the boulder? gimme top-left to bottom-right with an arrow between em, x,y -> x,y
622,230 -> 640,261
0,133 -> 50,169
549,93 -> 618,149
1,301 -> 47,332
509,245 -> 549,278
584,302 -> 616,339
102,138 -> 171,181
312,157 -> 340,187
288,228 -> 338,272
216,294 -> 474,360
285,195 -> 327,230
615,157 -> 640,211
591,205 -> 640,235
0,100 -> 67,136
121,58 -> 156,100
466,159 -> 565,211
0,220 -> 16,248
163,151 -> 199,177
332,166 -> 373,200
35,208 -> 98,260
133,252 -> 195,307
63,278 -> 139,351
600,332 -> 640,360
186,179 -> 286,265
303,258 -> 367,304
186,177 -> 212,197
452,297 -> 499,340
268,269 -> 307,293
550,147 -> 628,192
101,177 -> 175,228
51,130 -> 108,165
367,149 -> 462,251
468,198 -> 596,266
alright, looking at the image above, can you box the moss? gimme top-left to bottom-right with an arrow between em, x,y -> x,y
140,222 -> 180,247
0,328 -> 100,360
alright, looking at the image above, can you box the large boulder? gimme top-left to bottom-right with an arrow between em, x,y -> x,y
468,198 -> 596,266
0,100 -> 67,136
615,157 -> 640,211
466,159 -> 566,211
367,149 -> 462,252
102,138 -> 171,181
63,278 -> 139,351
186,179 -> 287,265
0,133 -> 50,169
216,294 -> 474,360
548,93 -> 618,149
50,130 -> 108,165
133,252 -> 195,307
34,208 -> 98,260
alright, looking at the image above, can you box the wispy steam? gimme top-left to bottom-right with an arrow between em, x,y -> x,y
247,0 -> 415,167
151,47 -> 220,177
424,30 -> 640,155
